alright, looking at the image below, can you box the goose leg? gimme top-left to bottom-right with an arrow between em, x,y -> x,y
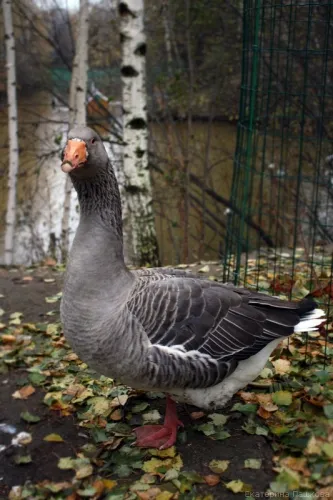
133,396 -> 183,449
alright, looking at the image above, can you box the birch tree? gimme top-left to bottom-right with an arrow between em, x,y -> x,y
3,0 -> 19,266
75,0 -> 89,127
61,0 -> 89,260
119,0 -> 159,266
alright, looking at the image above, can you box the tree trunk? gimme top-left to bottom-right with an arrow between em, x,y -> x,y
69,51 -> 79,127
61,0 -> 89,261
3,0 -> 19,266
161,0 -> 173,75
76,0 -> 89,127
183,0 -> 193,263
119,0 -> 159,266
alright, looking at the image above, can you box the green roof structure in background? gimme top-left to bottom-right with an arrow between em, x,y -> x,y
50,67 -> 120,93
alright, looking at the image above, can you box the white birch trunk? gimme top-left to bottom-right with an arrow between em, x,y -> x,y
3,0 -> 19,266
61,0 -> 89,260
119,0 -> 159,266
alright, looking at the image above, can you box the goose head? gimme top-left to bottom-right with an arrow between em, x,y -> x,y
61,126 -> 109,178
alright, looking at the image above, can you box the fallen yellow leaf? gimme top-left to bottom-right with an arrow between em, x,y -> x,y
63,353 -> 78,361
190,411 -> 205,420
204,474 -> 220,486
1,334 -> 16,343
102,479 -> 117,491
142,454 -> 183,474
75,463 -> 93,479
92,479 -> 105,497
257,406 -> 272,420
280,457 -> 310,476
225,479 -> 252,493
12,385 -> 35,400
272,359 -> 291,375
43,433 -> 64,442
208,459 -> 230,474
305,436 -> 322,455
149,446 -> 176,458
239,391 -> 257,403
256,393 -> 273,405
110,394 -> 129,407
110,408 -> 123,421
136,488 -> 162,500
156,492 -> 174,500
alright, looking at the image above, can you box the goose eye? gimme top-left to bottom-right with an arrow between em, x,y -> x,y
91,138 -> 96,145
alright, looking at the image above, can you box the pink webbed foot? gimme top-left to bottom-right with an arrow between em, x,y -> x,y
133,397 -> 184,449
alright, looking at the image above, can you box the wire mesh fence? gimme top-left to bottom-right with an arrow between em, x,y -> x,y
223,0 -> 333,364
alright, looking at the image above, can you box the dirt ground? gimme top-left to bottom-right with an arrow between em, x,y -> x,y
0,265 -> 275,499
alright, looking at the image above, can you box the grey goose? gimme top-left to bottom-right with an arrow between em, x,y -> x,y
60,126 -> 325,449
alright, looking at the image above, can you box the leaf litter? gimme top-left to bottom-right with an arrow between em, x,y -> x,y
1,258 -> 332,499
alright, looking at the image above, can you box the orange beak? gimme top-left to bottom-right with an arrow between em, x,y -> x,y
61,139 -> 88,173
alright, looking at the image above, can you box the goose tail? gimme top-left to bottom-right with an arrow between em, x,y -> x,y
294,299 -> 326,333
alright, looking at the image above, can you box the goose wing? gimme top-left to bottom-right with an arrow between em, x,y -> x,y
130,269 -> 305,357
129,272 -> 268,360
126,270 -> 310,389
128,269 -> 313,361
126,272 -> 265,388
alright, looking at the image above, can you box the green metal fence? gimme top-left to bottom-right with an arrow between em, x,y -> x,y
224,0 -> 333,323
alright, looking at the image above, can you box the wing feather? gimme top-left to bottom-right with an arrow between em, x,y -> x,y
127,272 -> 263,363
126,268 -> 310,389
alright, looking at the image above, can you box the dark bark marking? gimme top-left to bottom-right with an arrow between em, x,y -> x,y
128,117 -> 147,130
121,65 -> 139,77
135,148 -> 145,158
134,43 -> 146,56
119,2 -> 135,17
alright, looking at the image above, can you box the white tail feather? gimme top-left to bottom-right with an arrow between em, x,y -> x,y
294,308 -> 326,333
